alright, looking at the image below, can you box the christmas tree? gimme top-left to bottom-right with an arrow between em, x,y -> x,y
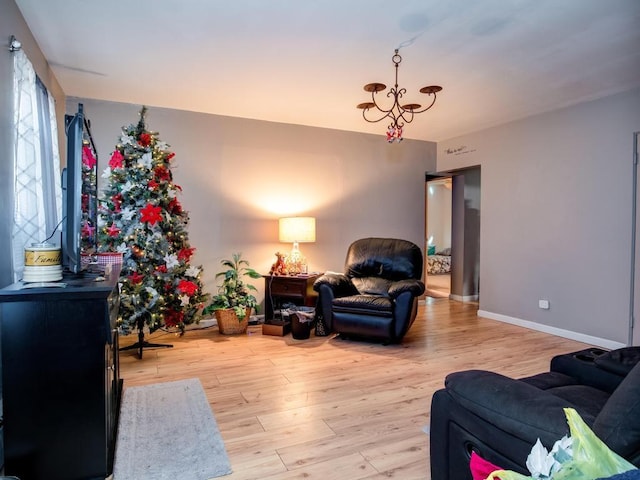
98,107 -> 208,337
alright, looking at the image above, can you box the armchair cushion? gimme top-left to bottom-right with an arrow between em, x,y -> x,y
313,272 -> 359,297
345,237 -> 423,281
351,277 -> 392,296
332,295 -> 393,316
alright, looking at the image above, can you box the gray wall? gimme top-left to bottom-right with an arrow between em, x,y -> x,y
67,98 -> 436,305
0,0 -> 66,288
438,88 -> 640,346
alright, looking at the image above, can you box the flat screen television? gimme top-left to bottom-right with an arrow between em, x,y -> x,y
62,103 -> 97,274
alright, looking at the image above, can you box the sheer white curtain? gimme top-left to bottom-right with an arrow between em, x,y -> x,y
11,50 -> 61,282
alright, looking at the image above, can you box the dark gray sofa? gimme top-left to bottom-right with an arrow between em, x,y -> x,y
430,347 -> 640,479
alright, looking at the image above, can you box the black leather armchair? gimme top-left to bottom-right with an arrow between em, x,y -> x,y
430,347 -> 640,480
312,237 -> 425,343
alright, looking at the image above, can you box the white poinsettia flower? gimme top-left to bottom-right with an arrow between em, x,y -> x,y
164,254 -> 179,270
116,243 -> 128,254
180,295 -> 190,307
120,207 -> 136,222
139,152 -> 153,169
101,166 -> 112,179
156,141 -> 169,151
167,188 -> 177,199
185,266 -> 200,278
120,132 -> 133,145
121,180 -> 134,193
145,286 -> 158,298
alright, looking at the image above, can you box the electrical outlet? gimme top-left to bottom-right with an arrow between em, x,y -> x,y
538,299 -> 550,310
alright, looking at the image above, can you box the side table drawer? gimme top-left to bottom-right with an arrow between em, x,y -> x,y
269,278 -> 306,297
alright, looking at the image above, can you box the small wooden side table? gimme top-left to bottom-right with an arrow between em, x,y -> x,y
262,274 -> 320,336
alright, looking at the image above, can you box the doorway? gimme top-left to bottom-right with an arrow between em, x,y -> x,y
425,167 -> 481,302
425,177 -> 452,298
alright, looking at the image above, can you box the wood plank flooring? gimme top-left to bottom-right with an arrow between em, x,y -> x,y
118,298 -> 591,479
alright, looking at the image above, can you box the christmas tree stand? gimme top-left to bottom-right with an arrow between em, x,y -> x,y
119,314 -> 173,359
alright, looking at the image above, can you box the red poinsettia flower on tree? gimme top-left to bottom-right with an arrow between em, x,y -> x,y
177,247 -> 195,262
154,165 -> 171,182
82,145 -> 97,169
81,222 -> 95,238
107,223 -> 120,237
140,203 -> 163,225
148,179 -> 159,190
168,197 -> 182,214
164,308 -> 185,327
166,152 -> 175,162
109,150 -> 124,169
156,265 -> 167,273
177,279 -> 199,296
112,193 -> 123,212
128,271 -> 144,284
138,133 -> 152,147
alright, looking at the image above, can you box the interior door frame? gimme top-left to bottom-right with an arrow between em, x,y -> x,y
632,131 -> 639,345
425,166 -> 481,302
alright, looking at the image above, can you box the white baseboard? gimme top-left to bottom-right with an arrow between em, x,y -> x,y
449,294 -> 479,302
477,309 -> 626,350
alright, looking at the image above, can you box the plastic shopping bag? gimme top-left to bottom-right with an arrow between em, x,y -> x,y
484,408 -> 637,480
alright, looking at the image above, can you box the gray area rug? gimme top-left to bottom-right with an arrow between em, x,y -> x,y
113,378 -> 232,479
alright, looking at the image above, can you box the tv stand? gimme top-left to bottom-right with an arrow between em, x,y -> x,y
0,268 -> 122,480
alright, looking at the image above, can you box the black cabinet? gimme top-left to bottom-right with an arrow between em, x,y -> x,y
0,270 -> 122,480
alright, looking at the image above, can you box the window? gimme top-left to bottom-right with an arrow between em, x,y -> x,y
11,49 -> 61,282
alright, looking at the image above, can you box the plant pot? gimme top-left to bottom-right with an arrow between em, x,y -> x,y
214,308 -> 251,334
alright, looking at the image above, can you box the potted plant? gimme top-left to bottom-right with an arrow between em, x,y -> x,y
203,253 -> 262,334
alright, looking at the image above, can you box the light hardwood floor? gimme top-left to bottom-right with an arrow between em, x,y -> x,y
118,298 -> 591,480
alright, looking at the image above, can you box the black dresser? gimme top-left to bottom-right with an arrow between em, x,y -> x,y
0,269 -> 122,480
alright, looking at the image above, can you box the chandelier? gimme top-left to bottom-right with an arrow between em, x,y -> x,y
357,49 -> 442,143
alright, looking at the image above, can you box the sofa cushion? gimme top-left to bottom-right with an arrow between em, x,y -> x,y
445,370 -> 581,442
593,362 -> 640,462
521,372 -> 610,418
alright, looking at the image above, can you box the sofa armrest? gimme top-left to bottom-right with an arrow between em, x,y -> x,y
313,273 -> 358,297
445,370 -> 587,445
388,279 -> 425,299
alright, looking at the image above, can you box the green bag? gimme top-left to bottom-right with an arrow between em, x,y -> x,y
486,408 -> 637,480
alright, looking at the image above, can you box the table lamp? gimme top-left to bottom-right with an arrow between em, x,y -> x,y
278,216 -> 316,275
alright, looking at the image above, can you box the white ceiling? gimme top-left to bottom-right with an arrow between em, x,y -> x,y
14,0 -> 640,142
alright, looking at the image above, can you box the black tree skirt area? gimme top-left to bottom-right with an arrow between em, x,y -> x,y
119,316 -> 172,359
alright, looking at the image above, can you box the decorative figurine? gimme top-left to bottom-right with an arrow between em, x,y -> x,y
269,252 -> 288,275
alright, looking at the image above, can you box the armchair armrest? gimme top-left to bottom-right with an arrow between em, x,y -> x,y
313,273 -> 358,297
388,279 -> 425,299
445,370 -> 586,445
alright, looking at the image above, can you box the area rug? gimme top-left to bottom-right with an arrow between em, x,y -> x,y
113,378 -> 232,480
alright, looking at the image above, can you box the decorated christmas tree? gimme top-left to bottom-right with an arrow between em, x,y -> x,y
98,107 -> 208,339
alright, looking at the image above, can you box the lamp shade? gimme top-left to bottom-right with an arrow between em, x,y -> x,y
279,217 -> 316,243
